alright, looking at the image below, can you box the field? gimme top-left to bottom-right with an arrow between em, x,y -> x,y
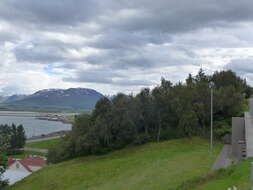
25,138 -> 62,149
8,137 -> 221,190
7,151 -> 46,159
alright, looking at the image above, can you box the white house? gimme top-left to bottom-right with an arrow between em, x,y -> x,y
4,155 -> 47,185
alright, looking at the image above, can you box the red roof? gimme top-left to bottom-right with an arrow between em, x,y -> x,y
22,155 -> 46,167
7,155 -> 46,172
7,158 -> 16,166
18,160 -> 33,172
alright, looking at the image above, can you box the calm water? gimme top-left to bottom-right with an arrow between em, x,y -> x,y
0,116 -> 72,138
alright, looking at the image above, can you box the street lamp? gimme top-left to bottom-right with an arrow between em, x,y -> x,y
209,81 -> 215,153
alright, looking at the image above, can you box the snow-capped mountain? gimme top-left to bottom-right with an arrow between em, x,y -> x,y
3,88 -> 104,111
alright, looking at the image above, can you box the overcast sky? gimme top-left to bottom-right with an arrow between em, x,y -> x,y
0,0 -> 253,96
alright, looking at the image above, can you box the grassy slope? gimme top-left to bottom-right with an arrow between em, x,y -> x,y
193,159 -> 252,190
25,138 -> 62,149
8,137 -> 221,190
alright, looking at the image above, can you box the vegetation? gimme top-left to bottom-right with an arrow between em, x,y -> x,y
48,69 -> 251,163
174,159 -> 253,190
7,151 -> 46,159
0,124 -> 26,155
0,124 -> 27,188
8,138 -> 221,190
26,138 -> 62,149
0,133 -> 9,188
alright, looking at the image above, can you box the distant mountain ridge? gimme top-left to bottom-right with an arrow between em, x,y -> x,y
0,88 -> 104,112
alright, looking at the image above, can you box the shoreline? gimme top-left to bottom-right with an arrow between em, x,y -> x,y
27,130 -> 69,142
0,111 -> 78,117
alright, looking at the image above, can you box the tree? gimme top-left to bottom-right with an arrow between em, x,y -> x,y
16,125 -> 26,148
0,134 -> 9,188
48,69 -> 252,163
0,124 -> 26,155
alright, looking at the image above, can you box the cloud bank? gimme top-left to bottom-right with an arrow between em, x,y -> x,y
0,0 -> 253,95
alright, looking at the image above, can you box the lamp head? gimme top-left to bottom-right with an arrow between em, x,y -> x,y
209,81 -> 215,89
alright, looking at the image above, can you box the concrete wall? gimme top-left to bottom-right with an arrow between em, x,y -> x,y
232,117 -> 245,159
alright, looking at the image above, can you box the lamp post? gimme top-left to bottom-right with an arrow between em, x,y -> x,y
209,81 -> 215,153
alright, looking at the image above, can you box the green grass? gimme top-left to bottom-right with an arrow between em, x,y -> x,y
8,137 -> 221,190
7,151 -> 47,159
26,138 -> 62,149
189,159 -> 252,190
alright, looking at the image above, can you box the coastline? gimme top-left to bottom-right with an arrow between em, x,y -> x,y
0,111 -> 78,117
26,130 -> 69,143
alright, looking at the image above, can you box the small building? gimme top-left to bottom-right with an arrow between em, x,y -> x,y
7,155 -> 46,173
4,155 -> 47,185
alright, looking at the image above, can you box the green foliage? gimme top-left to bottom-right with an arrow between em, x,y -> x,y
0,134 -> 8,188
0,124 -> 26,155
48,69 -> 251,163
213,120 -> 231,138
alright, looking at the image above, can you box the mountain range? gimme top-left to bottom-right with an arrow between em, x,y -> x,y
0,88 -> 104,112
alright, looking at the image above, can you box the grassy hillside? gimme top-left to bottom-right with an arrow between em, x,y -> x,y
26,138 -> 62,149
8,137 -> 221,190
191,159 -> 252,190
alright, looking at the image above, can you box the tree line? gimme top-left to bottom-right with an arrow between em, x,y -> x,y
48,70 -> 251,163
0,124 -> 26,188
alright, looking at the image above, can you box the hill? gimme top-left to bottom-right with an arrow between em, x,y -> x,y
0,88 -> 104,112
8,137 -> 221,190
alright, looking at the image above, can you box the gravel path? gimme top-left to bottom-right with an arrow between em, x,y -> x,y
211,144 -> 233,171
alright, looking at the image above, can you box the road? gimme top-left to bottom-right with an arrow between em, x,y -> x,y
26,135 -> 62,143
21,147 -> 48,153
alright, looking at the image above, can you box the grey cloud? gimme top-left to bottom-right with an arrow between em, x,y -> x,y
2,0 -> 253,94
63,69 -> 123,84
14,44 -> 67,63
113,79 -> 155,86
0,84 -> 27,96
63,68 -> 155,87
225,59 -> 253,74
1,0 -> 253,34
85,44 -> 199,70
99,0 -> 253,34
88,30 -> 169,50
13,37 -> 87,63
0,0 -> 100,27
0,31 -> 18,43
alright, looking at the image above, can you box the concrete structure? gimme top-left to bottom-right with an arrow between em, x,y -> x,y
231,112 -> 253,160
245,112 -> 253,157
232,117 -> 246,160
